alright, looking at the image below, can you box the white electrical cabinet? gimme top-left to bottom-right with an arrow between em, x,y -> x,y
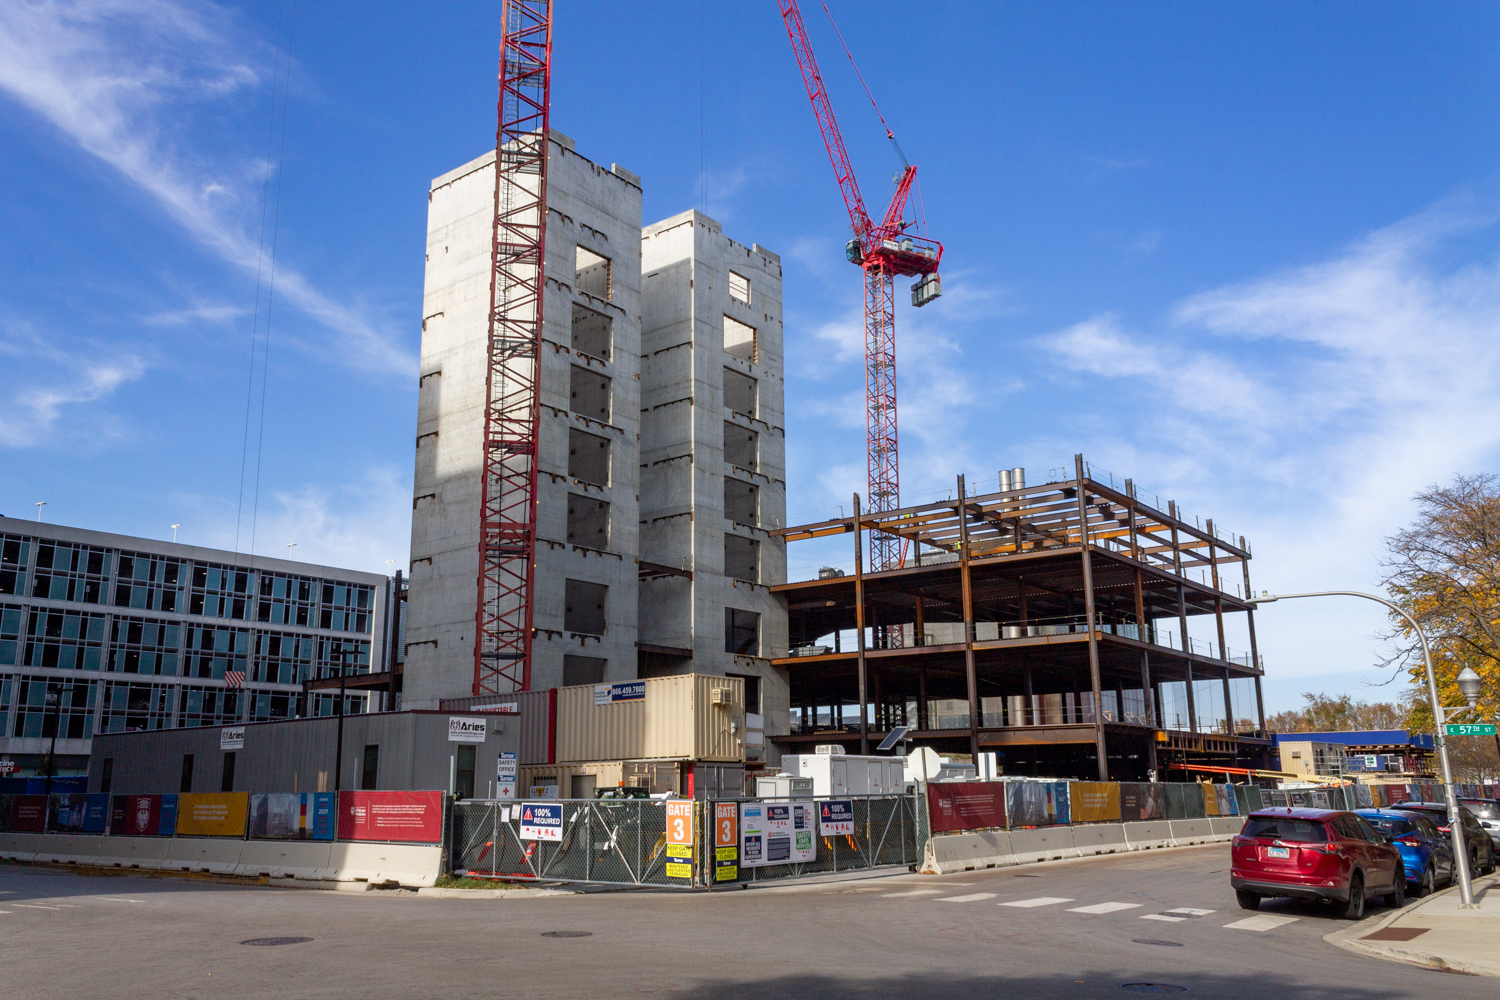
780,754 -> 906,797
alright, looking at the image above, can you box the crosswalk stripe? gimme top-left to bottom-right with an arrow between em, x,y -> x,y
881,889 -> 944,898
1067,902 -> 1141,914
1140,914 -> 1185,922
1165,908 -> 1216,916
1000,896 -> 1075,908
937,893 -> 997,903
1223,914 -> 1299,932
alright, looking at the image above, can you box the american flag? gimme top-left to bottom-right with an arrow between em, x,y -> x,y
224,670 -> 244,689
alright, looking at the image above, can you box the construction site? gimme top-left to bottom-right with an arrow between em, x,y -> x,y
327,1 -> 1271,787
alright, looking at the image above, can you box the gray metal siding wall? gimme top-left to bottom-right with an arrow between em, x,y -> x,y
89,728 -> 224,795
84,712 -> 519,796
517,690 -> 552,765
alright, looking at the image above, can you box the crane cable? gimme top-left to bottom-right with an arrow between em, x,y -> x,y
818,0 -> 908,169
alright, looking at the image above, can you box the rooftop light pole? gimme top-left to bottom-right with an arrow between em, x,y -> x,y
1247,590 -> 1479,908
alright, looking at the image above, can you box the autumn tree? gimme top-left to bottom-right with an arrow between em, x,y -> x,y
1382,474 -> 1500,778
1266,692 -> 1409,734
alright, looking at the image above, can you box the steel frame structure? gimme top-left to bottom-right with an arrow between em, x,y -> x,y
473,0 -> 553,696
779,0 -> 943,579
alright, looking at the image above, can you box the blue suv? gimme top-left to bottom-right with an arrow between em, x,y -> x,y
1356,808 -> 1454,897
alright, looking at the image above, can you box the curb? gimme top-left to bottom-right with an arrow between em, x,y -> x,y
416,886 -> 575,899
1323,876 -> 1500,978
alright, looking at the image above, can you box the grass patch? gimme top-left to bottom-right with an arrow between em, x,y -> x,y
434,874 -> 529,890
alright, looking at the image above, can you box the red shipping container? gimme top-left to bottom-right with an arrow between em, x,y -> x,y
337,790 -> 443,843
927,782 -> 1007,833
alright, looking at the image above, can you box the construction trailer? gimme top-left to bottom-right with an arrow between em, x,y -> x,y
768,456 -> 1274,781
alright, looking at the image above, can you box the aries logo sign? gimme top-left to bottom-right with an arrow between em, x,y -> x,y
447,716 -> 488,743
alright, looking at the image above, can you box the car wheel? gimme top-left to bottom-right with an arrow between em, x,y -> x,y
1235,889 -> 1261,911
1385,866 -> 1406,908
1414,861 -> 1434,898
1341,874 -> 1365,920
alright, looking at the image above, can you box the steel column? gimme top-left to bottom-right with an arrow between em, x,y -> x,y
957,475 -> 979,759
853,493 -> 870,754
1075,455 -> 1109,780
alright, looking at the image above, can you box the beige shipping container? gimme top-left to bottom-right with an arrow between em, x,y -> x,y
554,673 -> 744,763
519,758 -> 686,797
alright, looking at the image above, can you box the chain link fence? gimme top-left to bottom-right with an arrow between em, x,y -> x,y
448,794 -> 923,888
450,799 -> 682,887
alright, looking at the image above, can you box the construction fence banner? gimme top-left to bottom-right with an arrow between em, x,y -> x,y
1069,782 -> 1121,823
249,792 -> 336,840
1163,782 -> 1206,820
1119,782 -> 1167,822
1006,781 -> 1070,828
0,794 -> 48,832
110,794 -> 178,836
51,793 -> 109,833
926,782 -> 1007,833
337,790 -> 444,843
176,792 -> 250,837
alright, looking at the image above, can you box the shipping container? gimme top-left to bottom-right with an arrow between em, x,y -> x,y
439,689 -> 554,765
553,674 -> 744,763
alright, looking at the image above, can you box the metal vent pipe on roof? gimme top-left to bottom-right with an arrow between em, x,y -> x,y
998,470 -> 1012,491
1012,467 -> 1025,489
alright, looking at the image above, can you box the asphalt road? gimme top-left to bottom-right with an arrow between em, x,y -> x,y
2,845 -> 1492,999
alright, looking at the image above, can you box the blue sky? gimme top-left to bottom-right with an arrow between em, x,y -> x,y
2,1 -> 1499,713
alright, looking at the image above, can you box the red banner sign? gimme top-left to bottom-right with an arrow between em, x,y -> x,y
336,790 -> 443,843
927,782 -> 1007,833
9,795 -> 47,832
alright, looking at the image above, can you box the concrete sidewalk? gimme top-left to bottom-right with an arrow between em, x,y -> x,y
1326,872 -> 1500,976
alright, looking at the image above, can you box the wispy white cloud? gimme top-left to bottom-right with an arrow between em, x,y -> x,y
0,316 -> 145,446
0,0 -> 412,376
1044,198 -> 1500,691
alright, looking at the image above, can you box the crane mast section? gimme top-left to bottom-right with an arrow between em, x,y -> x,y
474,0 -> 552,696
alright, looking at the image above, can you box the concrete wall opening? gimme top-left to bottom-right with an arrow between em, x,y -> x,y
729,270 -> 751,304
576,245 -> 611,300
723,367 -> 757,417
361,744 -> 379,789
567,494 -> 610,551
570,365 -> 611,422
724,534 -> 759,583
220,751 -> 235,791
568,429 -> 611,486
572,302 -> 613,361
724,477 -> 759,526
180,753 -> 193,792
723,422 -> 758,472
728,671 -> 761,714
725,608 -> 760,656
564,580 -> 608,635
724,315 -> 757,363
563,654 -> 606,685
455,744 -> 475,799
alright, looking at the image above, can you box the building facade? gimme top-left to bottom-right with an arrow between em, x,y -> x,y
638,210 -> 790,740
0,516 -> 390,776
404,133 -> 791,760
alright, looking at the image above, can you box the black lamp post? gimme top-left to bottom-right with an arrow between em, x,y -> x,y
42,685 -> 62,800
331,649 -> 347,792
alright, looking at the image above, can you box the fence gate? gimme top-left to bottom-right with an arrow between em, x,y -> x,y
449,794 -> 923,888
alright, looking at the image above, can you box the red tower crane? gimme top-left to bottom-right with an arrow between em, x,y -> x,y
474,0 -> 553,695
778,0 -> 944,576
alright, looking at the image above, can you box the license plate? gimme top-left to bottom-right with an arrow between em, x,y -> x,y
1267,846 -> 1290,859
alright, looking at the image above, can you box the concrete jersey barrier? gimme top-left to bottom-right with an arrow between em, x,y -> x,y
0,831 -> 442,886
922,818 -> 1242,875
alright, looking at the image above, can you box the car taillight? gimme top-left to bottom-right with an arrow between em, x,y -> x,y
1397,836 -> 1422,846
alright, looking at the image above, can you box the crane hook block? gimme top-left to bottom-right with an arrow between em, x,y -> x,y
911,273 -> 942,308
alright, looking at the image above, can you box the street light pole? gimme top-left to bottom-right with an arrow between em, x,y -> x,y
331,649 -> 346,792
43,685 -> 63,801
1248,590 -> 1479,908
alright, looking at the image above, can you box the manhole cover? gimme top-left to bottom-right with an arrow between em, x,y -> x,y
240,937 -> 313,947
540,931 -> 593,938
1131,939 -> 1184,948
1121,985 -> 1189,994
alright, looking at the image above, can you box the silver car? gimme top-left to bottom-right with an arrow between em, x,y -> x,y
1460,798 -> 1500,850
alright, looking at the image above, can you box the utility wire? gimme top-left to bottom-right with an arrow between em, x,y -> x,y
248,1 -> 297,561
235,0 -> 290,555
818,0 -> 907,169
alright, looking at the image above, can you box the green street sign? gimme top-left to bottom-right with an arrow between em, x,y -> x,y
1444,723 -> 1498,737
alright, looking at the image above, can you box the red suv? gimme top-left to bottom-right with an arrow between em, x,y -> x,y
1231,808 -> 1406,919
